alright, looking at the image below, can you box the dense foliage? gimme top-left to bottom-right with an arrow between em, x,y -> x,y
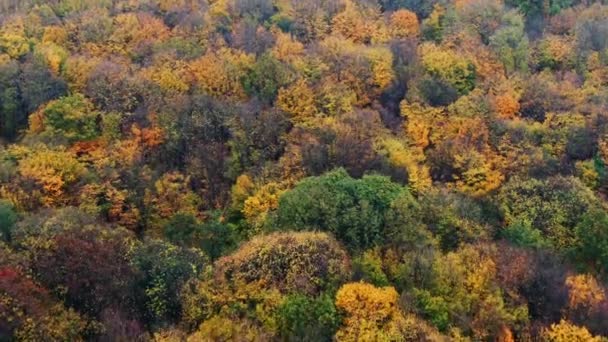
1,0 -> 608,340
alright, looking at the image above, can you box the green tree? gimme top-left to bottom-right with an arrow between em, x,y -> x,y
241,53 -> 294,104
274,168 -> 405,251
131,239 -> 207,325
0,200 -> 17,242
489,11 -> 529,75
277,293 -> 341,342
498,176 -> 600,252
574,209 -> 608,275
32,93 -> 100,143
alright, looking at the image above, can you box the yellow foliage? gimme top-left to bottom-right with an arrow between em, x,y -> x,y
242,182 -> 284,232
331,1 -> 388,44
276,79 -> 318,123
0,32 -> 29,59
158,0 -> 188,12
79,183 -> 141,230
181,279 -> 284,334
542,320 -> 603,342
189,48 -> 254,99
231,174 -> 255,212
454,151 -> 504,197
376,138 -> 432,193
140,59 -> 190,94
144,172 -> 203,231
187,316 -> 273,342
400,101 -> 443,149
419,42 -> 475,93
319,76 -> 357,116
367,47 -> 395,90
42,26 -> 68,46
272,30 -> 304,63
540,34 -> 573,67
335,282 -> 411,342
35,43 -> 69,75
17,146 -> 87,206
110,13 -> 170,54
63,55 -> 102,92
390,10 -> 419,38
565,274 -> 606,310
493,93 -> 520,119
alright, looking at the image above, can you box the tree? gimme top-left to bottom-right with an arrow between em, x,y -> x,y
390,9 -> 420,38
18,57 -> 68,118
241,53 -> 294,104
276,79 -> 318,123
28,94 -> 100,143
418,42 -> 476,95
489,11 -> 529,76
0,267 -> 87,341
412,244 -> 528,339
16,146 -> 87,206
187,316 -> 274,342
277,293 -> 341,341
498,176 -> 600,252
189,48 -> 254,100
574,210 -> 608,274
215,232 -> 350,295
30,226 -> 138,318
335,282 -> 441,341
131,239 -> 207,325
0,60 -> 23,140
0,200 -> 17,242
331,0 -> 388,44
541,320 -> 603,342
273,168 -> 406,251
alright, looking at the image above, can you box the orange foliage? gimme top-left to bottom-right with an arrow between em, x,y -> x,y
390,9 -> 419,38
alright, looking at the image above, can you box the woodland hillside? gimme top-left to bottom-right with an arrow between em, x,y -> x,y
1,0 -> 608,341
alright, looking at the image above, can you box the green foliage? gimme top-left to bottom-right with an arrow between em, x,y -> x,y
353,248 -> 391,287
131,239 -> 207,325
277,293 -> 341,341
574,209 -> 608,275
163,212 -> 236,260
499,176 -> 601,252
505,0 -> 572,16
36,94 -> 100,143
413,288 -> 450,331
241,53 -> 294,104
501,219 -> 549,249
413,244 -> 529,338
0,60 -> 23,140
274,168 -> 406,251
0,200 -> 17,242
489,11 -> 529,75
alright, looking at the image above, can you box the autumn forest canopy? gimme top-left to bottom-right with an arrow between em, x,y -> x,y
1,0 -> 608,340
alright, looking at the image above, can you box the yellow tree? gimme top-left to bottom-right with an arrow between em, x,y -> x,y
542,320 -> 603,342
331,0 -> 388,44
189,47 -> 254,99
276,79 -> 318,123
16,146 -> 87,206
418,42 -> 476,94
335,282 -> 436,341
140,57 -> 190,94
0,16 -> 29,59
272,30 -> 304,64
144,172 -> 203,234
